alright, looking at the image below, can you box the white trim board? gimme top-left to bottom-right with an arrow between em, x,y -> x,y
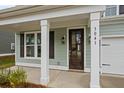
84,68 -> 90,72
84,27 -> 87,71
0,53 -> 15,57
16,62 -> 68,70
102,35 -> 124,38
66,27 -> 69,70
0,6 -> 105,25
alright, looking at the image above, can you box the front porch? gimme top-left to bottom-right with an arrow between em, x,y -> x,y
0,6 -> 106,87
10,66 -> 124,88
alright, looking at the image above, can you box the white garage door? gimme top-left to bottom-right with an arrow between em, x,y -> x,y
101,37 -> 124,75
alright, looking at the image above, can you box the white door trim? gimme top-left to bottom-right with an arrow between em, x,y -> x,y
67,26 -> 86,70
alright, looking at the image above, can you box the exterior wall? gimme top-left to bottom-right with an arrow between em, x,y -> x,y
85,22 -> 124,70
49,28 -> 67,66
16,28 -> 67,67
16,26 -> 92,70
86,27 -> 91,68
100,23 -> 124,35
16,22 -> 124,70
0,30 -> 15,54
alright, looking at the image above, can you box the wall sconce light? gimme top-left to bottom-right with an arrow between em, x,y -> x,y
61,35 -> 66,44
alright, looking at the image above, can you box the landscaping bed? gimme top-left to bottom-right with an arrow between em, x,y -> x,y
0,55 -> 46,88
1,82 -> 47,88
0,67 -> 46,88
10,82 -> 47,88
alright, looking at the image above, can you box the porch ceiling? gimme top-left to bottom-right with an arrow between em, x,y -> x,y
0,20 -> 40,32
0,13 -> 89,32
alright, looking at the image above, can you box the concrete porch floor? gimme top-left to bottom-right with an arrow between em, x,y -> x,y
9,66 -> 124,88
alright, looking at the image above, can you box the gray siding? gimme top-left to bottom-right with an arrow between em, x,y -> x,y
0,31 -> 15,54
86,27 -> 91,68
100,23 -> 124,35
50,28 -> 67,66
16,28 -> 67,67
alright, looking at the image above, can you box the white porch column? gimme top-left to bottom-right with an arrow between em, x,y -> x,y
40,19 -> 49,85
90,12 -> 100,88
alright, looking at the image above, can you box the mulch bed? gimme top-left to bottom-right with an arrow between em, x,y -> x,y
0,82 -> 47,88
22,82 -> 47,88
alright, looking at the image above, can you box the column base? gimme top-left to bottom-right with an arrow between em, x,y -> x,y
90,83 -> 100,88
40,77 -> 49,86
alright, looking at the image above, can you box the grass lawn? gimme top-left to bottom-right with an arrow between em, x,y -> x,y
0,55 -> 15,69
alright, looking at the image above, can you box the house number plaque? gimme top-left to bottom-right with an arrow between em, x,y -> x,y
94,27 -> 97,45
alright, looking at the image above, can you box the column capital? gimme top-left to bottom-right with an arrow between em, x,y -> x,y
40,19 -> 49,26
90,12 -> 100,21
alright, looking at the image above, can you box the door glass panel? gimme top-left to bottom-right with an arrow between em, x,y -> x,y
69,29 -> 83,70
76,32 -> 81,57
71,32 -> 76,56
71,31 -> 81,57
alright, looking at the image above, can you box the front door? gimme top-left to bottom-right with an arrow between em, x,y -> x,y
69,29 -> 84,70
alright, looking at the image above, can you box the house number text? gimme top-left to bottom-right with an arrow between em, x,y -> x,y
94,27 -> 97,45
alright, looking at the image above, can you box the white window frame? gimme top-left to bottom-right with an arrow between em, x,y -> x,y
24,31 -> 41,59
116,5 -> 119,15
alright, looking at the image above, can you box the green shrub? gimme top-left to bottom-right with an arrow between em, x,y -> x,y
8,68 -> 27,87
0,68 -> 27,88
0,73 -> 11,87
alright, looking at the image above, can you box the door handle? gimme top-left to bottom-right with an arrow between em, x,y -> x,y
102,64 -> 111,66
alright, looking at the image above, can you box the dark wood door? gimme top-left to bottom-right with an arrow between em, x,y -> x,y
69,29 -> 84,70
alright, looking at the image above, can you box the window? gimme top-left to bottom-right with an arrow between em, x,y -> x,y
20,31 -> 54,59
105,5 -> 117,16
119,5 -> 124,14
26,33 -> 35,57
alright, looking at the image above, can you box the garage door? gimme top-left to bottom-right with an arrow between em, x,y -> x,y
101,37 -> 124,74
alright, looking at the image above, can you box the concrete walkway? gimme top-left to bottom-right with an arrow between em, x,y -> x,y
9,66 -> 124,88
